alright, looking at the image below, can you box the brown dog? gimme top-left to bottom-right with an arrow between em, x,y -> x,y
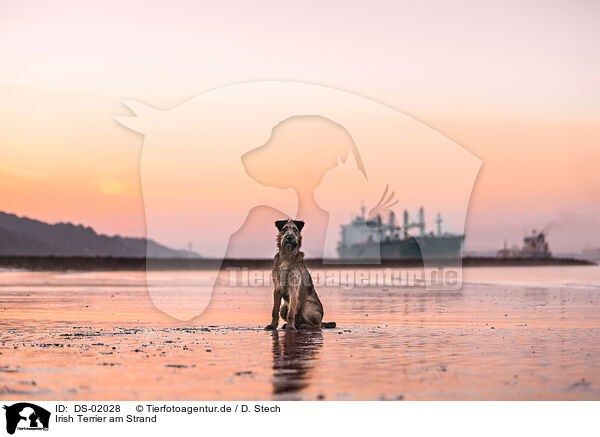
265,219 -> 327,330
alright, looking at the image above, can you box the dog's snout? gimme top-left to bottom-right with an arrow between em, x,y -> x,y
285,234 -> 295,241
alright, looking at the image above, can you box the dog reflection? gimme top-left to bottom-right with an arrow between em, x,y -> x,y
270,330 -> 323,399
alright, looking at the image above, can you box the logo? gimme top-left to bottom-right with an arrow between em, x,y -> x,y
3,403 -> 50,435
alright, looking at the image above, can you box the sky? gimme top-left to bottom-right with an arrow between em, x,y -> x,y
1,0 -> 599,254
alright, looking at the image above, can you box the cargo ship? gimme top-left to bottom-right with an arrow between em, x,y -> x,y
337,207 -> 464,260
497,230 -> 552,258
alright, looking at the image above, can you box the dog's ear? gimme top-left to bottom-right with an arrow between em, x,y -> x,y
293,220 -> 305,232
275,220 -> 287,232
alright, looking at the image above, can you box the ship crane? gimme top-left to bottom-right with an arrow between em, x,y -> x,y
402,207 -> 426,238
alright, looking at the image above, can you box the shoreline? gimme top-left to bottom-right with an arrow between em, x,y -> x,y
0,255 -> 594,272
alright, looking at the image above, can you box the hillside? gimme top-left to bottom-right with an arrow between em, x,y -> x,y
0,212 -> 199,258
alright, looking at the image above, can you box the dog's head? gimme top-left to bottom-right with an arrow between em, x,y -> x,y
275,219 -> 304,254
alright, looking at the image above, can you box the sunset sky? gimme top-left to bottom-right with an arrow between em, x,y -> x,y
1,0 -> 599,254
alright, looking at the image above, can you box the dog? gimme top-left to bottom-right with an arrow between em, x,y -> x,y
265,219 -> 335,330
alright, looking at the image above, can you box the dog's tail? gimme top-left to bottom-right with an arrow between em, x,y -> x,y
321,322 -> 336,329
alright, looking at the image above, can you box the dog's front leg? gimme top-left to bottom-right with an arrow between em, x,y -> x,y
286,271 -> 301,330
286,292 -> 297,330
265,288 -> 282,330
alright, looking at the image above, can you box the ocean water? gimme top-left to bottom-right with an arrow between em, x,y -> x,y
0,266 -> 599,400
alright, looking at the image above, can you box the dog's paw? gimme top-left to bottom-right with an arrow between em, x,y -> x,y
285,324 -> 296,331
264,324 -> 277,330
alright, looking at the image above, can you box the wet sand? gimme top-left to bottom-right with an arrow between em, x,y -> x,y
1,266 -> 599,400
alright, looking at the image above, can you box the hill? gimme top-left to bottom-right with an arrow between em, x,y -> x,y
0,211 -> 199,258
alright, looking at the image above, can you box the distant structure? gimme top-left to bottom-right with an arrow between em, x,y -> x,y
337,207 -> 463,260
497,230 -> 551,258
582,246 -> 600,262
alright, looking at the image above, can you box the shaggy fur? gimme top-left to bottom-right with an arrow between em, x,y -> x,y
265,219 -> 324,330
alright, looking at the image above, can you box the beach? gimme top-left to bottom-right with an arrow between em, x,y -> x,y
1,266 -> 599,400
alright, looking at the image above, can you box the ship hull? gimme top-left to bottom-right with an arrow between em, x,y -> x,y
337,235 -> 464,261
